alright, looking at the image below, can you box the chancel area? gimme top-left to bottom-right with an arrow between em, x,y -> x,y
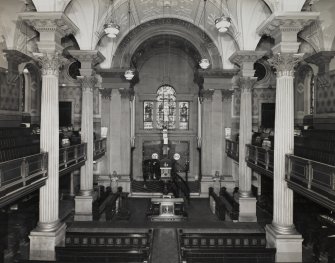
0,0 -> 335,262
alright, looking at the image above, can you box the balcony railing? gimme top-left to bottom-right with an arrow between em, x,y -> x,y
0,152 -> 48,208
225,139 -> 239,162
246,144 -> 274,178
59,143 -> 87,176
94,138 -> 107,160
286,154 -> 335,211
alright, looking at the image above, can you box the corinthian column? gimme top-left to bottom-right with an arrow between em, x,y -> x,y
19,11 -> 78,261
69,50 -> 105,221
257,12 -> 318,262
229,51 -> 265,222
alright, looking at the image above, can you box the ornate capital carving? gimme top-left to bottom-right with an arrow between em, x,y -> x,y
99,88 -> 112,100
315,75 -> 330,90
77,75 -> 97,92
237,77 -> 257,92
199,89 -> 215,102
34,52 -> 65,76
221,89 -> 234,101
19,12 -> 78,37
119,88 -> 134,100
269,53 -> 304,77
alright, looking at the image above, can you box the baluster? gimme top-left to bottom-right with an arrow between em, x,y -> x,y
0,168 -> 2,188
74,146 -> 78,163
307,160 -> 312,190
265,149 -> 269,170
63,148 -> 68,168
21,158 -> 27,186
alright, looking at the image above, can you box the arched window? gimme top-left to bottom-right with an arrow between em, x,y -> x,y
156,85 -> 176,129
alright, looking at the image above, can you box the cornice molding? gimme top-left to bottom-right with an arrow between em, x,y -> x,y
19,12 -> 78,37
229,51 -> 267,66
257,12 -> 319,37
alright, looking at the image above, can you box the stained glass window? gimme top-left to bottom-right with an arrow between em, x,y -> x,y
144,101 -> 154,129
179,102 -> 189,130
156,85 -> 176,129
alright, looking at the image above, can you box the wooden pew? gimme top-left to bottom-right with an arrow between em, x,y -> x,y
178,229 -> 275,263
56,229 -> 153,263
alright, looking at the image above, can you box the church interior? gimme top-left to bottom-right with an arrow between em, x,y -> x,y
0,0 -> 335,262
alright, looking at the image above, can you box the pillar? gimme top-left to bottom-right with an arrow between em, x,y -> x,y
19,12 -> 78,260
229,51 -> 266,222
69,50 -> 104,221
257,12 -> 319,262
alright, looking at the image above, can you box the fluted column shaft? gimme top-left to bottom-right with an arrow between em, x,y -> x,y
271,53 -> 303,233
38,53 -> 63,230
79,76 -> 96,195
238,78 -> 256,197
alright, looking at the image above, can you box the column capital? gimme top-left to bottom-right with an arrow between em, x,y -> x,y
199,89 -> 214,102
237,76 -> 258,92
229,51 -> 266,77
34,52 -> 66,76
269,53 -> 304,77
68,50 -> 105,75
221,89 -> 234,101
305,51 -> 335,74
257,12 -> 319,53
99,88 -> 112,100
77,75 -> 98,92
119,88 -> 134,100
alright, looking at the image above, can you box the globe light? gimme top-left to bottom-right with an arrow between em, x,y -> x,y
124,68 -> 135,80
199,58 -> 210,70
104,22 -> 120,38
215,15 -> 231,33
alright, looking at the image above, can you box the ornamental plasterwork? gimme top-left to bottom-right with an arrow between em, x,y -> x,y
34,52 -> 66,76
221,89 -> 234,101
78,75 -> 98,92
257,12 -> 319,38
237,77 -> 257,92
19,12 -> 78,37
268,53 -> 304,77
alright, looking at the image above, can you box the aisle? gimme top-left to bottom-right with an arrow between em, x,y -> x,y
151,228 -> 179,263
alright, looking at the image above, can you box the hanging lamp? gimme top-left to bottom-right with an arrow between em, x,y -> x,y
199,0 -> 210,69
104,0 -> 120,38
215,0 -> 231,33
124,0 -> 134,81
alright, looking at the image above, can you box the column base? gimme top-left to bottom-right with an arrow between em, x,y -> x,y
74,195 -> 93,221
29,222 -> 66,261
266,224 -> 303,262
238,196 -> 257,222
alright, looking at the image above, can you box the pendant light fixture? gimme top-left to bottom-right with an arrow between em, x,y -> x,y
215,0 -> 231,33
124,0 -> 134,81
104,0 -> 120,38
199,0 -> 210,70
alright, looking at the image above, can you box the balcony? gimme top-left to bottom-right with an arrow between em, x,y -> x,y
0,152 -> 48,208
0,139 -> 107,208
286,154 -> 335,211
246,144 -> 274,178
225,139 -> 239,162
59,143 -> 87,176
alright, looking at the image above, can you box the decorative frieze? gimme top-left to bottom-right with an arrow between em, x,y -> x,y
19,12 -> 78,37
269,53 -> 304,77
